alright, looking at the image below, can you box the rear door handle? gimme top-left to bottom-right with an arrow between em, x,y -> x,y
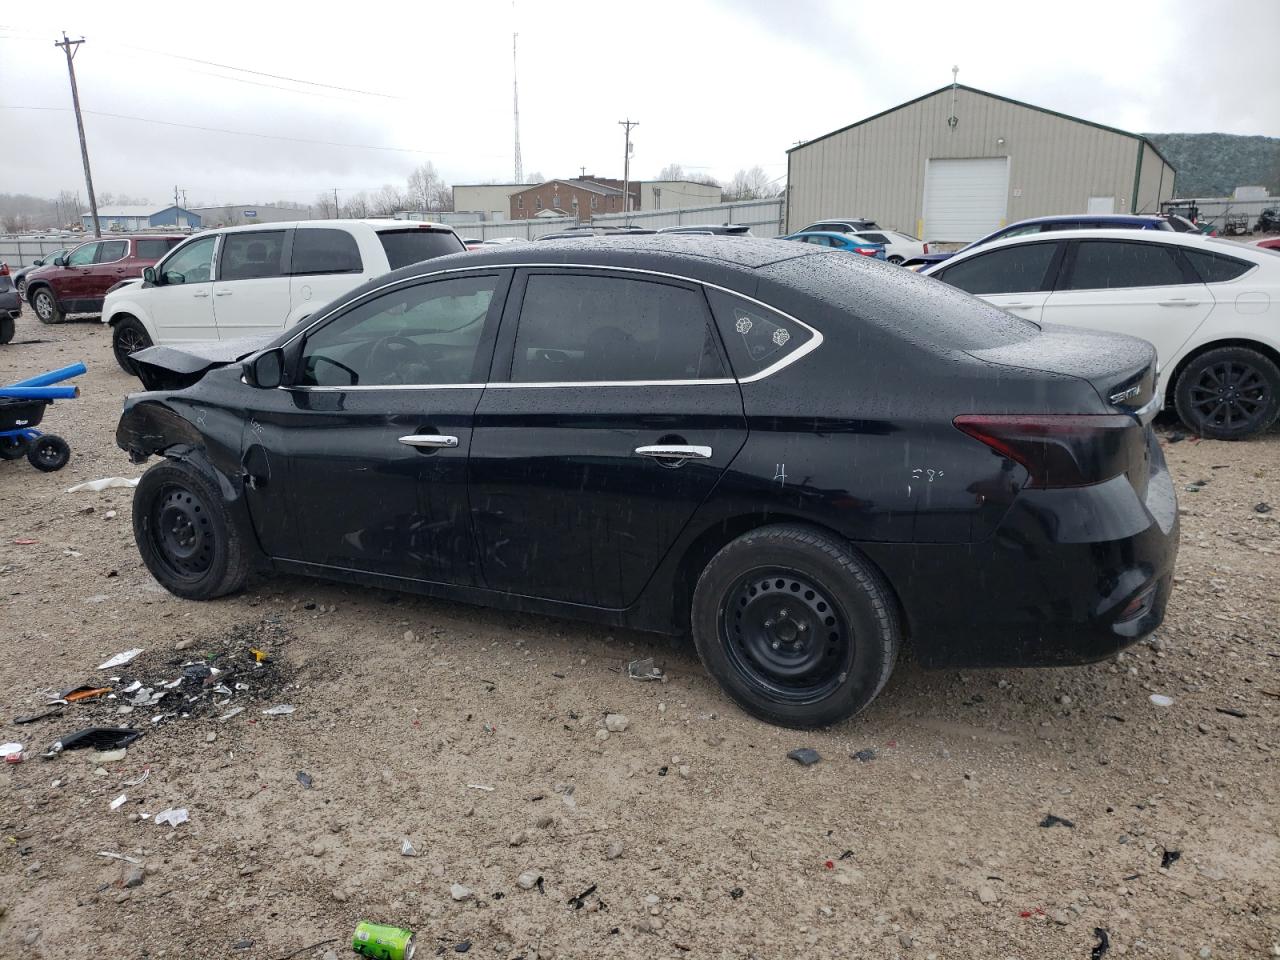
1002,302 -> 1031,309
216,290 -> 233,297
635,444 -> 712,461
193,291 -> 210,298
399,434 -> 458,448
1158,299 -> 1199,307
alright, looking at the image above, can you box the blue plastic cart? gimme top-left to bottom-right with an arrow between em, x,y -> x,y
0,362 -> 86,472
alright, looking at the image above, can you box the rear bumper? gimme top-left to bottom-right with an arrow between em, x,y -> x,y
0,290 -> 19,320
866,432 -> 1179,669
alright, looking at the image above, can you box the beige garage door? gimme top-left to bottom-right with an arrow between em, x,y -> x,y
923,157 -> 1010,243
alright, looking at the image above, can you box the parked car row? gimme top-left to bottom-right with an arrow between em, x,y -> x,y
23,235 -> 185,323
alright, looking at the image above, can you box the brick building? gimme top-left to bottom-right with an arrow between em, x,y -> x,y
509,178 -> 640,220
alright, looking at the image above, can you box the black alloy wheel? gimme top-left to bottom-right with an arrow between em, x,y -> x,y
112,317 -> 153,374
1175,346 -> 1280,440
722,568 -> 853,704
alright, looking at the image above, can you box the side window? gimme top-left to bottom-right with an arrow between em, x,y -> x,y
96,240 -> 129,263
291,228 -> 363,276
803,235 -> 830,247
1064,241 -> 1186,291
66,243 -> 99,267
160,236 -> 217,285
298,275 -> 498,387
937,242 -> 1059,295
1181,248 -> 1253,283
705,287 -> 815,379
135,239 -> 173,259
220,231 -> 287,281
511,274 -> 726,383
860,232 -> 890,244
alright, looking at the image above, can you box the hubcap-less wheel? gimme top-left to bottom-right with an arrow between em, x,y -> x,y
151,484 -> 215,582
722,568 -> 853,704
1187,359 -> 1269,434
33,291 -> 54,321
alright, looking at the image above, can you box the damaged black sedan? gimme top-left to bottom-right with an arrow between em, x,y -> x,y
117,237 -> 1178,727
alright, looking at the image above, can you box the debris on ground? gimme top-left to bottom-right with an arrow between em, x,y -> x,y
400,839 -> 417,857
852,748 -> 876,763
787,747 -> 821,766
626,657 -> 663,681
1255,502 -> 1272,514
516,871 -> 540,890
45,727 -> 142,755
604,713 -> 629,732
154,808 -> 189,827
1039,814 -> 1075,829
450,883 -> 474,901
296,771 -> 314,789
1149,694 -> 1175,707
1,742 -> 24,763
60,684 -> 113,703
109,793 -> 128,811
66,477 -> 139,493
97,648 -> 144,670
1215,706 -> 1247,718
1161,849 -> 1182,869
261,704 -> 296,716
1091,927 -> 1111,959
352,921 -> 415,960
567,883 -> 598,910
14,707 -> 64,724
98,851 -> 142,864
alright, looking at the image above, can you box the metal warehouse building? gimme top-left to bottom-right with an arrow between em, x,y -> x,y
786,83 -> 1176,243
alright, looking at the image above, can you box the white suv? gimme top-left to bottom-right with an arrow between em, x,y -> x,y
104,219 -> 464,373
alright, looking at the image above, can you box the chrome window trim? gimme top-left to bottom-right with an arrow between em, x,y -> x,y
279,262 -> 823,391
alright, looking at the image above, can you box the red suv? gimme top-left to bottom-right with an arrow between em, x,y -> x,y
24,235 -> 185,324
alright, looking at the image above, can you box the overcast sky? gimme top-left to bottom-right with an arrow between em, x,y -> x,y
1,0 -> 1277,208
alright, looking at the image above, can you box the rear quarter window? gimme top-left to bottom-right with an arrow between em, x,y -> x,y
291,228 -> 363,275
1181,248 -> 1253,283
705,288 -> 815,379
377,229 -> 465,270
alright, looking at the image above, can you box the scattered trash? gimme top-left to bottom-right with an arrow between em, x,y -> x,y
130,688 -> 166,708
14,707 -> 63,724
1255,502 -> 1272,514
60,685 -> 113,703
45,727 -> 142,756
567,883 -> 598,910
466,783 -> 495,792
729,887 -> 744,899
852,748 -> 876,763
109,793 -> 128,811
67,477 -> 139,493
1,742 -> 24,763
1149,694 -> 1174,707
154,807 -> 189,828
1161,849 -> 1182,869
1215,706 -> 1247,719
98,851 -> 142,864
400,839 -> 417,857
123,769 -> 150,787
219,707 -> 246,721
97,648 -> 144,670
122,680 -> 142,694
297,771 -> 313,789
352,921 -> 416,960
261,705 -> 295,716
787,747 -> 821,766
626,657 -> 663,681
250,648 -> 269,663
1039,814 -> 1075,829
1091,927 -> 1111,959
12,538 -> 38,545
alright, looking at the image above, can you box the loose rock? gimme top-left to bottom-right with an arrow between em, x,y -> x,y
604,714 -> 629,733
451,883 -> 474,901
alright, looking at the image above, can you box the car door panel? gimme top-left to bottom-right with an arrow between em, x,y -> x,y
213,229 -> 293,339
58,241 -> 99,308
469,269 -> 747,609
146,235 -> 219,342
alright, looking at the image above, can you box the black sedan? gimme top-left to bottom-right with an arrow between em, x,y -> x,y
116,237 -> 1179,728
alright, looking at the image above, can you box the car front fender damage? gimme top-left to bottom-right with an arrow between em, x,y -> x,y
115,396 -> 245,503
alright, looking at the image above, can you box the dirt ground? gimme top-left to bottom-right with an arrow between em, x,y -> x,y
1,307 -> 1276,960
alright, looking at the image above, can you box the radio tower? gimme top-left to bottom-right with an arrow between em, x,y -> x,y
512,27 -> 523,183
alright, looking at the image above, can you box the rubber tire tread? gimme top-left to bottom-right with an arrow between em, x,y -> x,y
690,523 -> 900,728
1173,345 -> 1280,440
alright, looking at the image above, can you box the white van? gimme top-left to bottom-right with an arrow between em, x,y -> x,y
103,219 -> 464,372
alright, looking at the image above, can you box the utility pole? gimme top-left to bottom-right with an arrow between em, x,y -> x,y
333,188 -> 340,218
618,118 -> 638,223
55,32 -> 100,238
174,185 -> 181,227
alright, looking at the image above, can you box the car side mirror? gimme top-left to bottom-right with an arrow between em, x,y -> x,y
143,266 -> 158,285
53,255 -> 68,267
244,349 -> 284,389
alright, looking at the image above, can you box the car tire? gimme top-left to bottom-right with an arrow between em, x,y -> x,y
1173,345 -> 1280,440
0,436 -> 29,460
30,288 -> 63,324
15,277 -> 27,300
133,458 -> 249,600
690,524 -> 900,728
887,255 -> 904,265
27,435 -> 70,472
112,316 -> 153,374
0,316 -> 14,345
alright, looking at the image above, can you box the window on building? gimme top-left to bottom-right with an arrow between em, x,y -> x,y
590,196 -> 598,210
517,196 -> 524,209
553,195 -> 561,209
536,197 -> 543,210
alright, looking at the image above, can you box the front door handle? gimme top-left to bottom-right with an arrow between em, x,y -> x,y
1158,299 -> 1199,307
399,434 -> 458,449
1002,302 -> 1031,308
193,290 -> 210,298
635,444 -> 713,461
215,290 -> 233,297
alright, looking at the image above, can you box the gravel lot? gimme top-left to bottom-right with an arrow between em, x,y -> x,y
1,308 -> 1277,960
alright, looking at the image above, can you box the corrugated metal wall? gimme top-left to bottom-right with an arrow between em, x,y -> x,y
788,87 -> 1171,239
1135,144 -> 1175,214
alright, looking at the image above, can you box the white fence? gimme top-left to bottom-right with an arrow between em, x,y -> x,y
446,198 -> 786,241
0,235 -> 80,268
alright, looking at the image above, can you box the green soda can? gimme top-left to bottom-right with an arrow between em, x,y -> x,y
352,921 -> 416,960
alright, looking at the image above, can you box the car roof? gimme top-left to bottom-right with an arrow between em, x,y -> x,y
931,228 -> 1271,268
212,219 -> 455,234
1008,214 -> 1166,226
791,231 -> 878,241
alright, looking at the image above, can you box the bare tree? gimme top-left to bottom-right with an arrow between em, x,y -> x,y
525,171 -> 545,185
657,163 -> 685,181
342,192 -> 371,219
314,192 -> 336,218
688,172 -> 721,188
406,163 -> 452,212
369,184 -> 407,217
725,166 -> 777,201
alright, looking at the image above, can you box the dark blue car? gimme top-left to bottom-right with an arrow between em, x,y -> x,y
905,214 -> 1173,270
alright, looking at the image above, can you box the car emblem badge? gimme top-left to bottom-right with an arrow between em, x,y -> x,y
1109,385 -> 1141,404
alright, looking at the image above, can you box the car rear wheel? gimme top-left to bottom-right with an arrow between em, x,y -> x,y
15,277 -> 27,300
133,459 -> 249,600
1173,346 -> 1280,440
31,288 -> 63,324
691,524 -> 900,728
112,316 -> 153,374
887,255 -> 904,265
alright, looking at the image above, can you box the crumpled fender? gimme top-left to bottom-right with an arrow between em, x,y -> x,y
115,396 -> 246,503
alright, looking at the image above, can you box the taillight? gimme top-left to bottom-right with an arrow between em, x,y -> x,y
854,246 -> 878,257
954,414 -> 1137,488
0,262 -> 9,277
922,243 -> 929,254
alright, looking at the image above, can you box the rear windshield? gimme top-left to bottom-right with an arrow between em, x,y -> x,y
377,229 -> 464,270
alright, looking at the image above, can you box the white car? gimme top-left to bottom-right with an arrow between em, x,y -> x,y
103,219 -> 464,373
845,228 -> 929,265
924,229 -> 1280,439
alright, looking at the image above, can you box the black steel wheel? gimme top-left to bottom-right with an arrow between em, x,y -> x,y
30,288 -> 63,324
691,524 -> 900,728
1174,346 -> 1280,440
133,459 -> 249,599
0,436 -> 29,460
27,435 -> 70,471
112,316 -> 153,374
